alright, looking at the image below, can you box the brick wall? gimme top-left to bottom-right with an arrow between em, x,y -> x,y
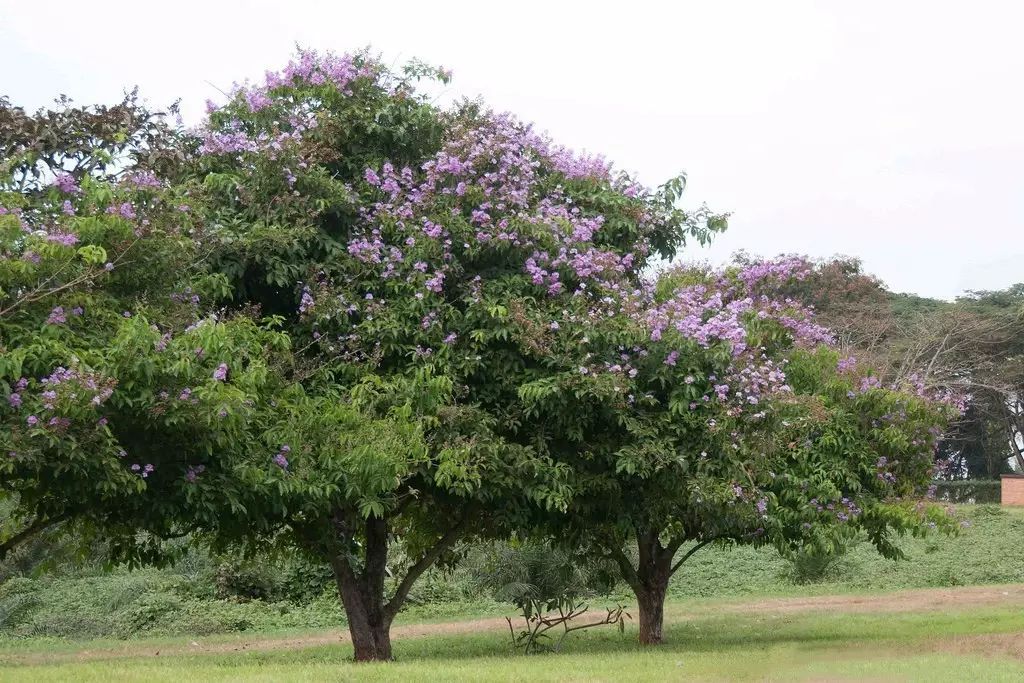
1002,475 -> 1024,506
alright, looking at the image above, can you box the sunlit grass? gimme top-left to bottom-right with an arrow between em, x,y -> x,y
2,595 -> 1021,682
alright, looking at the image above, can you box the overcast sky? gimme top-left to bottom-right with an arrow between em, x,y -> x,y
2,1 -> 1020,299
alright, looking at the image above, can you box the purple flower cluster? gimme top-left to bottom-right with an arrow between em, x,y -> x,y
105,202 -> 137,220
54,174 -> 81,194
8,369 -> 115,439
170,287 -> 201,306
213,363 -> 229,381
736,256 -> 811,290
185,464 -> 206,483
876,456 -> 897,484
46,306 -> 67,325
45,230 -> 79,246
272,444 -> 291,469
130,463 -> 155,478
809,496 -> 862,522
344,110 -> 650,314
122,171 -> 163,189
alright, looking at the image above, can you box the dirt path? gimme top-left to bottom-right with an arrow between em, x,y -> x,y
710,583 -> 1024,615
4,584 -> 1023,665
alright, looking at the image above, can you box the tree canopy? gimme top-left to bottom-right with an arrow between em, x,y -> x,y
0,49 -> 968,661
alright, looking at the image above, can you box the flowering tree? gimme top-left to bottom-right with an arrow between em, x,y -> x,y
516,257 -> 961,644
184,49 -> 726,660
0,95 -> 291,561
739,252 -> 1021,479
5,51 -> 957,659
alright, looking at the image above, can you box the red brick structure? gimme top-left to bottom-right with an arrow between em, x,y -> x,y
1002,474 -> 1024,506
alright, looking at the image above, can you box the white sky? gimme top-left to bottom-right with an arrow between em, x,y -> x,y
2,0 -> 1021,299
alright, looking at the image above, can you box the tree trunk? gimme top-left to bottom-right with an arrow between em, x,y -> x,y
322,512 -> 467,662
636,582 -> 668,645
329,514 -> 394,662
331,553 -> 394,661
631,529 -> 673,646
610,531 -> 716,647
348,615 -> 393,662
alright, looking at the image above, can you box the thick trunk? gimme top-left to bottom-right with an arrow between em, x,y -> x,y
323,512 -> 466,662
331,555 -> 394,661
636,584 -> 668,645
329,515 -> 395,662
632,530 -> 673,646
611,531 -> 713,647
348,618 -> 393,662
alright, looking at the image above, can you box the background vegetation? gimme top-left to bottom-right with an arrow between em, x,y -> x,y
1,504 -> 1020,641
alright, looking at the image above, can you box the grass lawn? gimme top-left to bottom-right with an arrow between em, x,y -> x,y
2,585 -> 1022,682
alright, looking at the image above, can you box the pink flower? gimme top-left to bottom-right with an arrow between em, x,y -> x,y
54,174 -> 80,194
46,306 -> 67,325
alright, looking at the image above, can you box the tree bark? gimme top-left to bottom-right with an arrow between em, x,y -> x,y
329,515 -> 394,662
633,531 -> 671,646
325,513 -> 468,662
636,583 -> 668,645
330,550 -> 393,661
610,530 -> 713,646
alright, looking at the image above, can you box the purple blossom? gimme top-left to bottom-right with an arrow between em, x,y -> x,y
105,202 -> 136,220
245,89 -> 272,112
299,287 -> 315,314
54,174 -> 80,194
123,171 -> 163,189
45,231 -> 78,246
213,363 -> 229,381
46,306 -> 66,325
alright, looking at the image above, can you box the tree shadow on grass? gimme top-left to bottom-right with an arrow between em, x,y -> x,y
168,606 -> 1022,668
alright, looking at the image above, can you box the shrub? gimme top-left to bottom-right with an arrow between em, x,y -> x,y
931,480 -> 1001,504
787,533 -> 859,583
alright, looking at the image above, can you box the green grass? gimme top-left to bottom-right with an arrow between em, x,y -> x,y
664,504 -> 1024,600
1,505 -> 1023,680
1,599 -> 1021,681
2,505 -> 1021,643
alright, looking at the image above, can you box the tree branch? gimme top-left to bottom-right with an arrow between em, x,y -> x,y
670,538 -> 715,576
608,545 -> 641,592
0,513 -> 68,560
383,517 -> 468,620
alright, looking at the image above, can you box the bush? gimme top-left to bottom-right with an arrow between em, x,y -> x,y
470,540 -> 615,617
932,480 -> 1001,504
787,534 -> 858,584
